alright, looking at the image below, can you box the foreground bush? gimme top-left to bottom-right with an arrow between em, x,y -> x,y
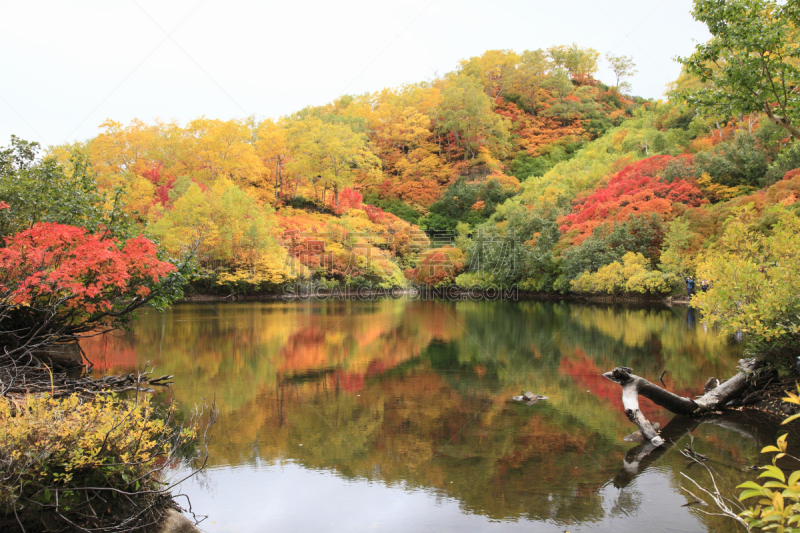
736,385 -> 800,531
0,393 -> 205,532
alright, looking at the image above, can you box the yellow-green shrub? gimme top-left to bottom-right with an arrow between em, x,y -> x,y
737,385 -> 800,531
571,252 -> 676,295
694,205 -> 800,342
0,394 -> 197,518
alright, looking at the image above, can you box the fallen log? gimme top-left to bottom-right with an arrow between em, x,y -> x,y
602,358 -> 759,447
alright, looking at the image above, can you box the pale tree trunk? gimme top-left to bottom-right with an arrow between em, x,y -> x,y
763,102 -> 800,141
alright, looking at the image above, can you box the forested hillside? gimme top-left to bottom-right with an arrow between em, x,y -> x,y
6,38 -> 800,297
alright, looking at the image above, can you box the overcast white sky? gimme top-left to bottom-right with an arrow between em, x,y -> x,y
0,0 -> 709,147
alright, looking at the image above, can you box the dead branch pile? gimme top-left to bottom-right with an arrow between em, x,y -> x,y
0,349 -> 172,402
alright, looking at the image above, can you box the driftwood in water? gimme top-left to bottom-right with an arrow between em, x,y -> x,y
602,358 -> 759,447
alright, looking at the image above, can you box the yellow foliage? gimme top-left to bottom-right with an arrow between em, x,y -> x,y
217,246 -> 301,289
694,206 -> 800,341
696,172 -> 741,202
124,175 -> 157,219
571,252 -> 676,295
149,178 -> 284,281
0,394 -> 196,513
486,171 -> 521,193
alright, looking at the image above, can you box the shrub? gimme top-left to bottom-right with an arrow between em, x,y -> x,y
0,221 -> 179,354
558,213 -> 667,290
737,385 -> 800,531
571,252 -> 676,295
694,205 -> 800,343
0,394 -> 205,531
405,246 -> 466,287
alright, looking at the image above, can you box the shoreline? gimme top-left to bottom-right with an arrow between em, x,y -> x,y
177,289 -> 693,306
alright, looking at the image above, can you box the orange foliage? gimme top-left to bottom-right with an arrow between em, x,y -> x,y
494,99 -> 584,156
405,246 -> 465,286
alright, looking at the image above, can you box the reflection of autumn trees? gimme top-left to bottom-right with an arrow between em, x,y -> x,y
81,300 -> 463,412
82,299 -> 753,527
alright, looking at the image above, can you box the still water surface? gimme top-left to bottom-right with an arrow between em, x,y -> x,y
81,299 -> 787,533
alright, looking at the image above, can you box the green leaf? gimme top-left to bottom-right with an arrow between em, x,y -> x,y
43,488 -> 51,502
764,481 -> 789,490
789,471 -> 800,487
761,466 -> 787,483
740,481 -> 769,491
741,489 -> 768,501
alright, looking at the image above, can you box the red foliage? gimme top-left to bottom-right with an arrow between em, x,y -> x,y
560,156 -> 708,244
0,223 -> 175,315
141,162 -> 165,185
283,229 -> 326,269
405,247 -> 465,286
138,162 -> 179,206
783,168 -> 800,181
155,185 -> 172,206
325,187 -> 363,214
362,204 -> 385,223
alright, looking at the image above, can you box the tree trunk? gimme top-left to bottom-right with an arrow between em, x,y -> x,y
602,358 -> 758,447
763,102 -> 800,141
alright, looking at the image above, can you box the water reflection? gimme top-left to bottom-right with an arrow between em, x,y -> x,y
82,300 -> 783,532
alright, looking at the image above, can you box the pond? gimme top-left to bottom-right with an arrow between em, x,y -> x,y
81,298 -> 788,533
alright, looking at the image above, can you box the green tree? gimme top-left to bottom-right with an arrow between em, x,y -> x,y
544,68 -> 578,125
515,49 -> 550,114
676,0 -> 800,140
694,131 -> 768,187
558,214 -> 666,290
420,177 -> 517,232
459,49 -> 520,102
436,75 -> 510,160
605,52 -> 637,93
0,136 -> 131,240
548,43 -> 600,79
458,201 -> 564,290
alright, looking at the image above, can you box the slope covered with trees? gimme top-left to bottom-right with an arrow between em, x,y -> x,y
28,44 -> 649,293
5,14 -> 799,303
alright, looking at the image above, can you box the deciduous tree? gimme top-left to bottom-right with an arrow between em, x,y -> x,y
677,0 -> 800,140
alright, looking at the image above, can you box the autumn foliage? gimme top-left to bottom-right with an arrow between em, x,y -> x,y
560,156 -> 707,245
0,222 -> 176,343
405,246 -> 466,286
